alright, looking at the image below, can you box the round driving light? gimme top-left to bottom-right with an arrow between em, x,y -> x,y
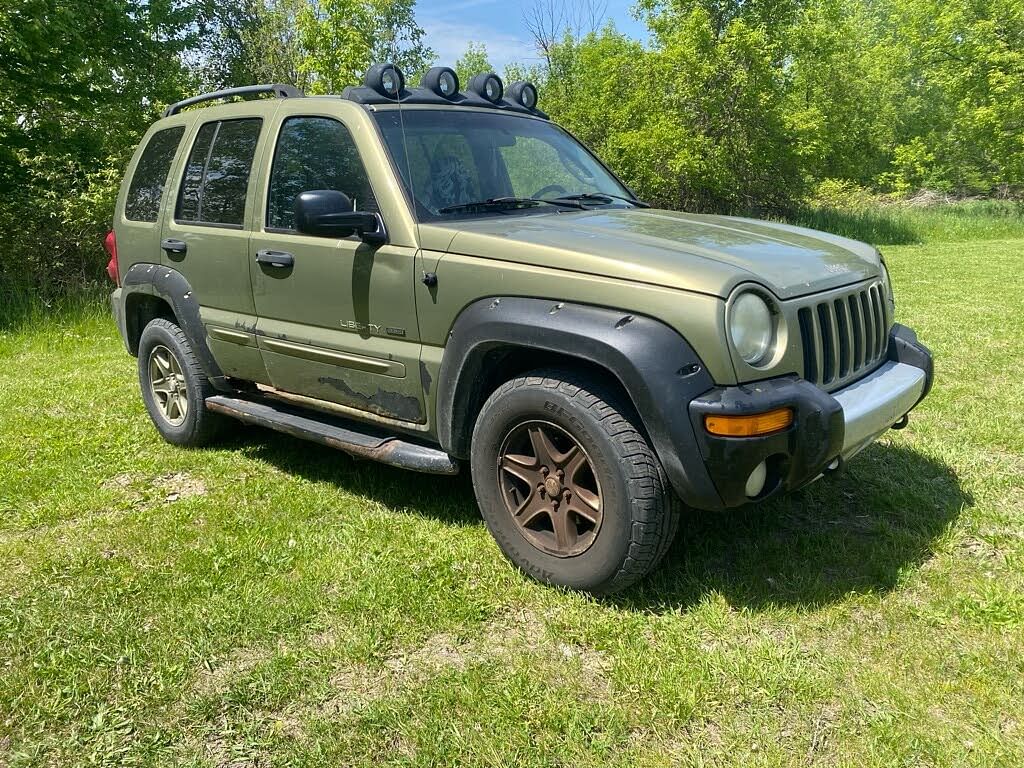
439,71 -> 457,96
469,72 -> 504,103
745,461 -> 768,498
729,291 -> 774,365
420,67 -> 460,99
508,81 -> 538,109
364,63 -> 405,98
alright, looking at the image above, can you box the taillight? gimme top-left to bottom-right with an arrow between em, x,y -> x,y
104,230 -> 119,285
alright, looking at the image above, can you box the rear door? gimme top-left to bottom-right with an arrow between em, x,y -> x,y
115,123 -> 188,273
248,107 -> 425,425
160,108 -> 271,384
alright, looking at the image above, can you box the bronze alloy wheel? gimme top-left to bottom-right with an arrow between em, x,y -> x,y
497,420 -> 603,557
148,344 -> 189,427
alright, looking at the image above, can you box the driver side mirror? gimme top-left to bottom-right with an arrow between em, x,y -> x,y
293,190 -> 385,245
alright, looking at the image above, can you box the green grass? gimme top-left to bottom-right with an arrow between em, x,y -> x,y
0,283 -> 110,332
2,236 -> 1023,766
784,199 -> 1024,245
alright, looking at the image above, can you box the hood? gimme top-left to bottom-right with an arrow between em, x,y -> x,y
429,208 -> 881,300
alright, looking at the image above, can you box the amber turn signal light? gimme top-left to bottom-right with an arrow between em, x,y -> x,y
704,408 -> 794,437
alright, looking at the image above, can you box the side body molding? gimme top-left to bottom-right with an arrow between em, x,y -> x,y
436,297 -> 725,510
116,263 -> 230,391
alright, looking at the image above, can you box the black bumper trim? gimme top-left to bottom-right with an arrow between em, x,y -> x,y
686,323 -> 933,509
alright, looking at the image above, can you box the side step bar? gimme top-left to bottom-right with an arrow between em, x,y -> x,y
206,395 -> 459,475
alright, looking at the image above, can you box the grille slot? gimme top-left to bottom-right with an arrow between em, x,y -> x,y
799,282 -> 889,390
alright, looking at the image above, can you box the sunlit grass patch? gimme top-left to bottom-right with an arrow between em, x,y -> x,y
1,238 -> 1023,766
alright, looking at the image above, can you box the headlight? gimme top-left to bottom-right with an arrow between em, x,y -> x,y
729,291 -> 774,365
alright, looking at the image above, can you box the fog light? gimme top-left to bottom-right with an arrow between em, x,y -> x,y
745,461 -> 768,498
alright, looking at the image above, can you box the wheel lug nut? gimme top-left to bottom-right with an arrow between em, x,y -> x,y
540,466 -> 549,475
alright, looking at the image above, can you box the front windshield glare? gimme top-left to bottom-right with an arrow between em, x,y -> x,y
373,109 -> 635,220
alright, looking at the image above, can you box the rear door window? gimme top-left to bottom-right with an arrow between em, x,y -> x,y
124,126 -> 185,222
176,118 -> 263,227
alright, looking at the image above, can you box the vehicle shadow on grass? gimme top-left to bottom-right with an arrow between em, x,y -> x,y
224,426 -> 482,528
225,426 -> 967,611
618,441 -> 970,612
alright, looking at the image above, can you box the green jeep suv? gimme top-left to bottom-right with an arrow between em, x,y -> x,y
107,64 -> 934,593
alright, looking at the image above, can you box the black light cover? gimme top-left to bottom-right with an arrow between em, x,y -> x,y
421,67 -> 460,99
468,72 -> 504,103
508,81 -> 538,110
364,63 -> 405,98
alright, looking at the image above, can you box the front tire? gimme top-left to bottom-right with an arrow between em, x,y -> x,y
470,369 -> 680,594
137,318 -> 223,447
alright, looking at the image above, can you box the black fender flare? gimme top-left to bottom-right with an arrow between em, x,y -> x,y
118,263 -> 229,391
436,297 -> 725,510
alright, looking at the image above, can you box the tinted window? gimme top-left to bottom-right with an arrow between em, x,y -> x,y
374,110 -> 632,220
124,126 -> 185,222
267,117 -> 378,231
176,122 -> 216,223
176,118 -> 262,226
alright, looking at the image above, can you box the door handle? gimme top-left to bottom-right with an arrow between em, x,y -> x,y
255,250 -> 295,268
161,238 -> 187,255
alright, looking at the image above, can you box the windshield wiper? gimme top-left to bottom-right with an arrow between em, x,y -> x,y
438,196 -> 584,214
551,192 -> 651,208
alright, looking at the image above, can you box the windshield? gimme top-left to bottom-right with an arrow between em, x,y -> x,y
372,109 -> 636,220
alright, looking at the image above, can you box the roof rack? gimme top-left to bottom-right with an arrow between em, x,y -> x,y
163,84 -> 304,117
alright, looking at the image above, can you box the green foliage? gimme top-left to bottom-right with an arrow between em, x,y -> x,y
296,0 -> 433,93
454,42 -> 495,86
536,0 -> 1024,210
0,0 -> 195,300
2,0 -> 1023,299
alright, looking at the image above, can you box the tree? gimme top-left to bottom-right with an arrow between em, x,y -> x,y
454,42 -> 495,85
0,0 -> 193,297
191,0 -> 308,90
524,0 -> 609,70
295,0 -> 434,93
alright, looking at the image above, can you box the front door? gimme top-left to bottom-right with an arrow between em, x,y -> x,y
249,114 -> 425,425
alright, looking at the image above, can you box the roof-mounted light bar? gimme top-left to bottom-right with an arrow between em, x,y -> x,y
163,84 -> 303,117
341,63 -> 546,117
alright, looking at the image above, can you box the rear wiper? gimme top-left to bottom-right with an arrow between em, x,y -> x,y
551,192 -> 651,208
438,196 -> 584,214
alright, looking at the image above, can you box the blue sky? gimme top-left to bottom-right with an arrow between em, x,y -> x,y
418,0 -> 648,73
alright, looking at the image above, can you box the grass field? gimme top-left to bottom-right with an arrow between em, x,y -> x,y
2,235 -> 1023,767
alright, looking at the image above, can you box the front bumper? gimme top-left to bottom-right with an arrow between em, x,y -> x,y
688,324 -> 933,508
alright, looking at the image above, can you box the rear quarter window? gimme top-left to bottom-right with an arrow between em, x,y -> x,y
124,126 -> 186,222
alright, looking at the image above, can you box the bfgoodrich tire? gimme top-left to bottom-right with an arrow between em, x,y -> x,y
137,318 -> 224,447
470,369 -> 681,594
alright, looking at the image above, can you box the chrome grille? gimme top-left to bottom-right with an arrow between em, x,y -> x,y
798,282 -> 889,390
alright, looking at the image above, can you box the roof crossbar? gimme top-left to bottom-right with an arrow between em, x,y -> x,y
163,84 -> 303,117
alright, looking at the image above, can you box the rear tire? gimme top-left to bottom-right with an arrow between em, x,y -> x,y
470,368 -> 680,594
137,318 -> 224,447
